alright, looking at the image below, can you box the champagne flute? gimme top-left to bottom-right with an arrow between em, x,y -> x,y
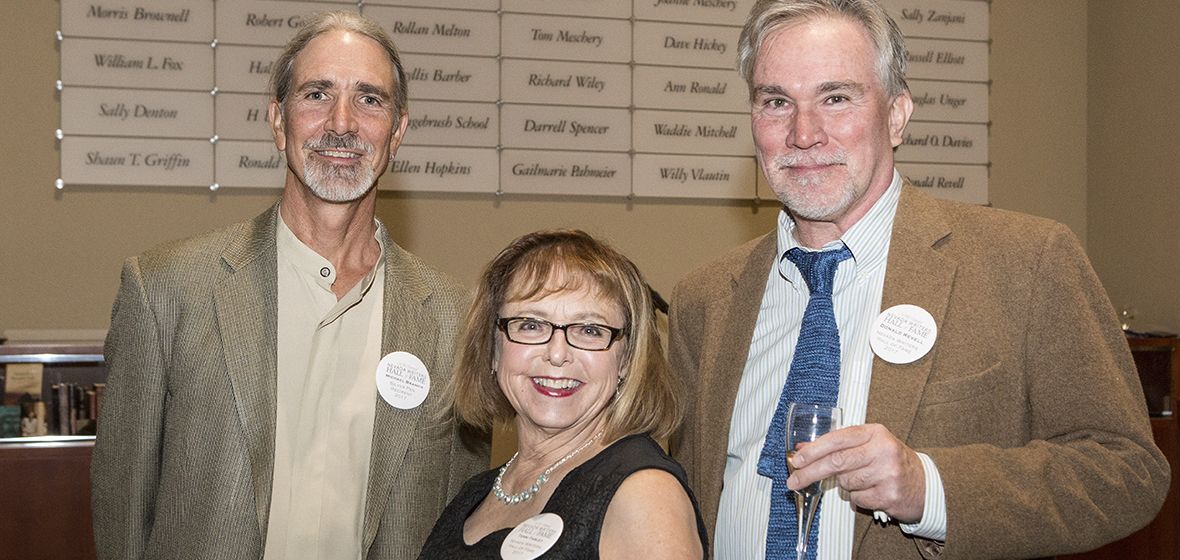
786,402 -> 842,560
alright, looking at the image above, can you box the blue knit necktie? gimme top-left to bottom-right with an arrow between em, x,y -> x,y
758,245 -> 852,560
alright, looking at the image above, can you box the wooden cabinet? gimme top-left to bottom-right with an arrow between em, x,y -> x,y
1,343 -> 103,560
1061,336 -> 1180,559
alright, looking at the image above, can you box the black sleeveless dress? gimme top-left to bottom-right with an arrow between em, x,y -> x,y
416,433 -> 708,559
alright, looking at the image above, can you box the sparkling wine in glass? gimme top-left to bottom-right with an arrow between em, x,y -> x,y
786,402 -> 842,560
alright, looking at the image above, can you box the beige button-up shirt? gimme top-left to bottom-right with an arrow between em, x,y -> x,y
264,215 -> 386,560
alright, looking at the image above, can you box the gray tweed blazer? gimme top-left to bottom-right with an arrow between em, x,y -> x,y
91,205 -> 488,560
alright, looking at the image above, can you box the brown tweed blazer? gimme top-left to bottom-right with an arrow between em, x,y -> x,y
668,185 -> 1169,559
91,205 -> 488,560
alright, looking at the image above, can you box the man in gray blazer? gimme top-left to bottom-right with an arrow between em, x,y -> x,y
669,1 -> 1169,558
91,12 -> 487,560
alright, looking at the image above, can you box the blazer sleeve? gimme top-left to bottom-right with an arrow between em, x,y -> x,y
667,280 -> 704,483
91,257 -> 169,560
926,223 -> 1170,558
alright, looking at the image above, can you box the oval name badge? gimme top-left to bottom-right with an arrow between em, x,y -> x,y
375,351 -> 430,410
501,513 -> 563,560
870,304 -> 938,364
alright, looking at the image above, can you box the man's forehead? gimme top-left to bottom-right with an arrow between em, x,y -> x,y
292,29 -> 395,87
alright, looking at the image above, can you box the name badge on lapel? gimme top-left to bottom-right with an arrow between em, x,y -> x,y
376,351 -> 430,409
870,304 -> 938,364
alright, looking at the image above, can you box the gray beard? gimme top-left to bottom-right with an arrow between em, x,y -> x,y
302,134 -> 378,202
766,152 -> 859,221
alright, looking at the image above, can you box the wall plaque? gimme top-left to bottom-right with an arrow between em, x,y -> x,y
502,0 -> 631,19
882,0 -> 989,41
633,154 -> 758,199
400,53 -> 498,102
215,0 -> 348,47
62,38 -> 212,90
634,0 -> 752,26
501,105 -> 631,152
632,66 -> 747,113
215,93 -> 273,141
215,45 -> 281,94
904,37 -> 989,81
500,150 -> 631,196
215,140 -> 286,188
403,101 -> 498,147
61,137 -> 213,186
898,163 -> 988,204
633,111 -> 752,156
896,122 -> 989,164
908,79 -> 988,123
634,21 -> 741,69
366,5 -> 498,56
61,0 -> 213,42
63,88 -> 212,138
501,14 -> 631,63
501,60 -> 631,108
384,146 -> 499,193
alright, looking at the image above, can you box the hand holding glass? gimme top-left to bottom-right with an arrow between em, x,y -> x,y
786,402 -> 843,560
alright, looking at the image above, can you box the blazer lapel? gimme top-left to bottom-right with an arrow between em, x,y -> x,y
852,185 -> 956,555
213,206 -> 281,538
696,233 -> 778,525
362,238 -> 440,548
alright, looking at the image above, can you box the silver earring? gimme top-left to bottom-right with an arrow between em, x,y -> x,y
615,376 -> 624,399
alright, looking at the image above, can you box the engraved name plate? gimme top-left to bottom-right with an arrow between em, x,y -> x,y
633,66 -> 747,113
61,137 -> 213,186
502,60 -> 631,107
216,0 -> 350,47
904,38 -> 989,81
366,5 -> 498,56
403,101 -> 498,147
633,21 -> 739,69
216,45 -> 281,95
61,0 -> 213,42
881,0 -> 989,41
634,0 -> 750,26
401,53 -> 499,102
383,146 -> 499,193
633,110 -> 752,156
501,150 -> 631,196
216,93 -> 275,141
896,122 -> 989,164
63,87 -> 212,138
501,105 -> 630,152
898,163 -> 989,205
633,154 -> 758,199
62,38 -> 213,90
502,14 -> 631,63
215,140 -> 286,188
502,0 -> 631,18
908,80 -> 988,124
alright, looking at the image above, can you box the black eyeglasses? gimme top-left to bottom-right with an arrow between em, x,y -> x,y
496,317 -> 627,351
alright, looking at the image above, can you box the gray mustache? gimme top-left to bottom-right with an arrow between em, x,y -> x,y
304,134 -> 373,154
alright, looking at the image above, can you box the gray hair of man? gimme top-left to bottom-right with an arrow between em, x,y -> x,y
737,0 -> 909,99
269,10 -> 408,116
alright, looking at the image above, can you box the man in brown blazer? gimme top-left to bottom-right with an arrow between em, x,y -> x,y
91,12 -> 487,560
669,1 -> 1169,558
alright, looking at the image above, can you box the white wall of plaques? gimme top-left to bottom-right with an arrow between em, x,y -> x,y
57,0 -> 989,203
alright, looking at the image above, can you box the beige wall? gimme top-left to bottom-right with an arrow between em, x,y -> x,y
0,2 -> 1129,337
1087,0 -> 1180,334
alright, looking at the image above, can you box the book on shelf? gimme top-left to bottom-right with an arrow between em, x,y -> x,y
2,363 -> 43,405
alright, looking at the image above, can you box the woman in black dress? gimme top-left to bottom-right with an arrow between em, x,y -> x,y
419,230 -> 707,559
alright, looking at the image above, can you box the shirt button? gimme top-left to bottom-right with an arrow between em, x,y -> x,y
320,267 -> 331,278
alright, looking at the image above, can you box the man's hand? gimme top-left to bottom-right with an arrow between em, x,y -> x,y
786,423 -> 926,523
